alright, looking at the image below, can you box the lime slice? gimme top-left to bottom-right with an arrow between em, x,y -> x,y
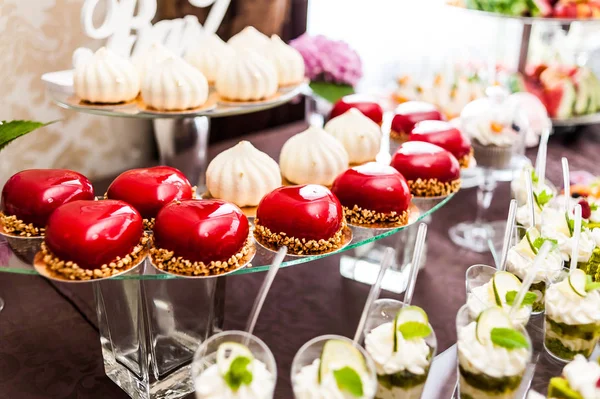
522,228 -> 541,256
492,271 -> 522,306
319,339 -> 367,384
568,269 -> 587,298
217,342 -> 254,376
476,307 -> 513,345
393,306 -> 428,351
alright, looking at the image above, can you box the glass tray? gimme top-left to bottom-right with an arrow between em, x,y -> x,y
0,194 -> 454,280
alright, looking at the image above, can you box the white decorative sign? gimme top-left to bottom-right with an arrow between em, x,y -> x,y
75,0 -> 230,61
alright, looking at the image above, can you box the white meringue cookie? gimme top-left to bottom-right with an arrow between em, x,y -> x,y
74,47 -> 140,104
215,50 -> 278,102
228,26 -> 272,52
324,108 -> 381,164
269,35 -> 305,86
206,141 -> 282,207
141,56 -> 209,111
132,43 -> 175,82
280,126 -> 349,186
185,33 -> 234,84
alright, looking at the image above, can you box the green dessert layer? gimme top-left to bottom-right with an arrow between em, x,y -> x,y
460,394 -> 476,399
548,377 -> 584,399
377,367 -> 429,390
529,280 -> 546,313
458,365 -> 522,394
546,316 -> 600,340
544,336 -> 594,360
578,247 -> 600,281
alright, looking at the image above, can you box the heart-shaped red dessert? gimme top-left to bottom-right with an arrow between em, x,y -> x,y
410,120 -> 472,166
332,163 -> 411,214
391,101 -> 443,139
255,185 -> 345,253
153,199 -> 249,264
106,166 -> 193,220
1,169 -> 94,229
330,95 -> 383,125
44,200 -> 143,269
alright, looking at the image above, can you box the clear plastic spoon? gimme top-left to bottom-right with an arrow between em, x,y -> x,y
570,204 -> 582,272
499,199 -> 518,271
509,241 -> 552,318
404,223 -> 428,306
562,157 -> 571,214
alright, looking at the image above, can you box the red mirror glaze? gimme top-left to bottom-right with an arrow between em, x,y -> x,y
257,185 -> 343,241
1,169 -> 94,227
153,199 -> 249,264
45,200 -> 143,269
391,101 -> 443,135
391,142 -> 460,183
331,163 -> 411,214
410,120 -> 471,160
107,166 -> 193,219
330,95 -> 384,125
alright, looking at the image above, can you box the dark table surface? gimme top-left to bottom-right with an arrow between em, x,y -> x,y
1,122 -> 599,399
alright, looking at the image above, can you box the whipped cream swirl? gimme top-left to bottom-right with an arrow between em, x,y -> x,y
269,35 -> 305,86
562,355 -> 600,399
506,244 -> 563,283
458,322 -> 529,378
515,203 -> 542,230
510,167 -> 555,207
215,50 -> 278,102
545,279 -> 600,325
541,207 -> 596,263
364,322 -> 430,376
185,33 -> 234,84
324,109 -> 382,165
466,282 -> 530,326
228,26 -> 272,53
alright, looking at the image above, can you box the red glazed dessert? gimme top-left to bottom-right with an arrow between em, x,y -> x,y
254,184 -> 348,255
40,200 -> 146,280
390,101 -> 443,142
106,166 -> 194,229
391,142 -> 461,197
151,199 -> 253,276
331,162 -> 412,227
1,169 -> 94,237
409,120 -> 473,168
330,95 -> 384,125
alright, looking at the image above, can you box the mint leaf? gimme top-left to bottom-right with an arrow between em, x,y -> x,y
0,120 -> 58,151
505,290 -> 537,307
532,237 -> 558,252
223,356 -> 253,392
566,212 -> 588,237
531,170 -> 539,184
490,327 -> 530,350
591,203 -> 599,212
533,190 -> 553,210
397,321 -> 433,340
309,82 -> 355,104
333,367 -> 363,397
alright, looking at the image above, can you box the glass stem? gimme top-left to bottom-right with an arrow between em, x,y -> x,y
475,168 -> 497,226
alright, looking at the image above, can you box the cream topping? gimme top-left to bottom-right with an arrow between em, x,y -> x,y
515,203 -> 542,230
324,109 -> 381,164
228,26 -> 272,53
541,207 -> 596,263
364,322 -> 430,376
562,355 -> 600,399
185,33 -> 234,84
466,282 -> 530,327
510,167 -> 555,207
505,240 -> 563,283
269,35 -> 305,86
545,279 -> 600,325
132,43 -> 175,82
215,50 -> 278,102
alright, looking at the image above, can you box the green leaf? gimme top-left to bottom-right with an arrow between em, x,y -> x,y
585,275 -> 600,292
566,212 -> 588,237
490,327 -> 530,350
223,356 -> 253,392
333,366 -> 363,397
397,321 -> 433,340
591,203 -> 598,212
0,120 -> 58,151
531,170 -> 539,184
533,190 -> 553,210
309,82 -> 355,104
532,237 -> 558,252
505,290 -> 537,307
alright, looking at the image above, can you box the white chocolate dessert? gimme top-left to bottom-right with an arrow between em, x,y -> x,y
228,26 -> 272,53
206,141 -> 281,208
74,47 -> 140,104
132,43 -> 175,82
324,108 -> 382,165
185,33 -> 234,85
279,126 -> 349,186
269,35 -> 305,86
141,56 -> 209,111
215,50 -> 278,102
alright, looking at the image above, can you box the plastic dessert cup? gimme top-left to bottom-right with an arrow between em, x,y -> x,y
192,330 -> 277,399
363,299 -> 437,399
543,269 -> 600,363
456,305 -> 533,399
465,264 -> 532,327
291,334 -> 378,399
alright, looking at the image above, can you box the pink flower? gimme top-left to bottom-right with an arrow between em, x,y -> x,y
290,34 -> 363,86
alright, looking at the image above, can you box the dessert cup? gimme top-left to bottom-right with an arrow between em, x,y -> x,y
192,330 -> 277,399
363,299 -> 437,399
547,355 -> 600,399
456,305 -> 532,399
543,268 -> 600,362
291,334 -> 378,399
465,264 -> 532,327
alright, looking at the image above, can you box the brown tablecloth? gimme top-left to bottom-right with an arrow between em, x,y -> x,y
0,122 -> 598,398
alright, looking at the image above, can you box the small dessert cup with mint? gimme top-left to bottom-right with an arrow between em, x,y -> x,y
465,264 -> 532,327
192,330 -> 277,399
544,268 -> 600,363
291,334 -> 377,398
505,226 -> 564,315
456,305 -> 532,399
363,298 -> 437,399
